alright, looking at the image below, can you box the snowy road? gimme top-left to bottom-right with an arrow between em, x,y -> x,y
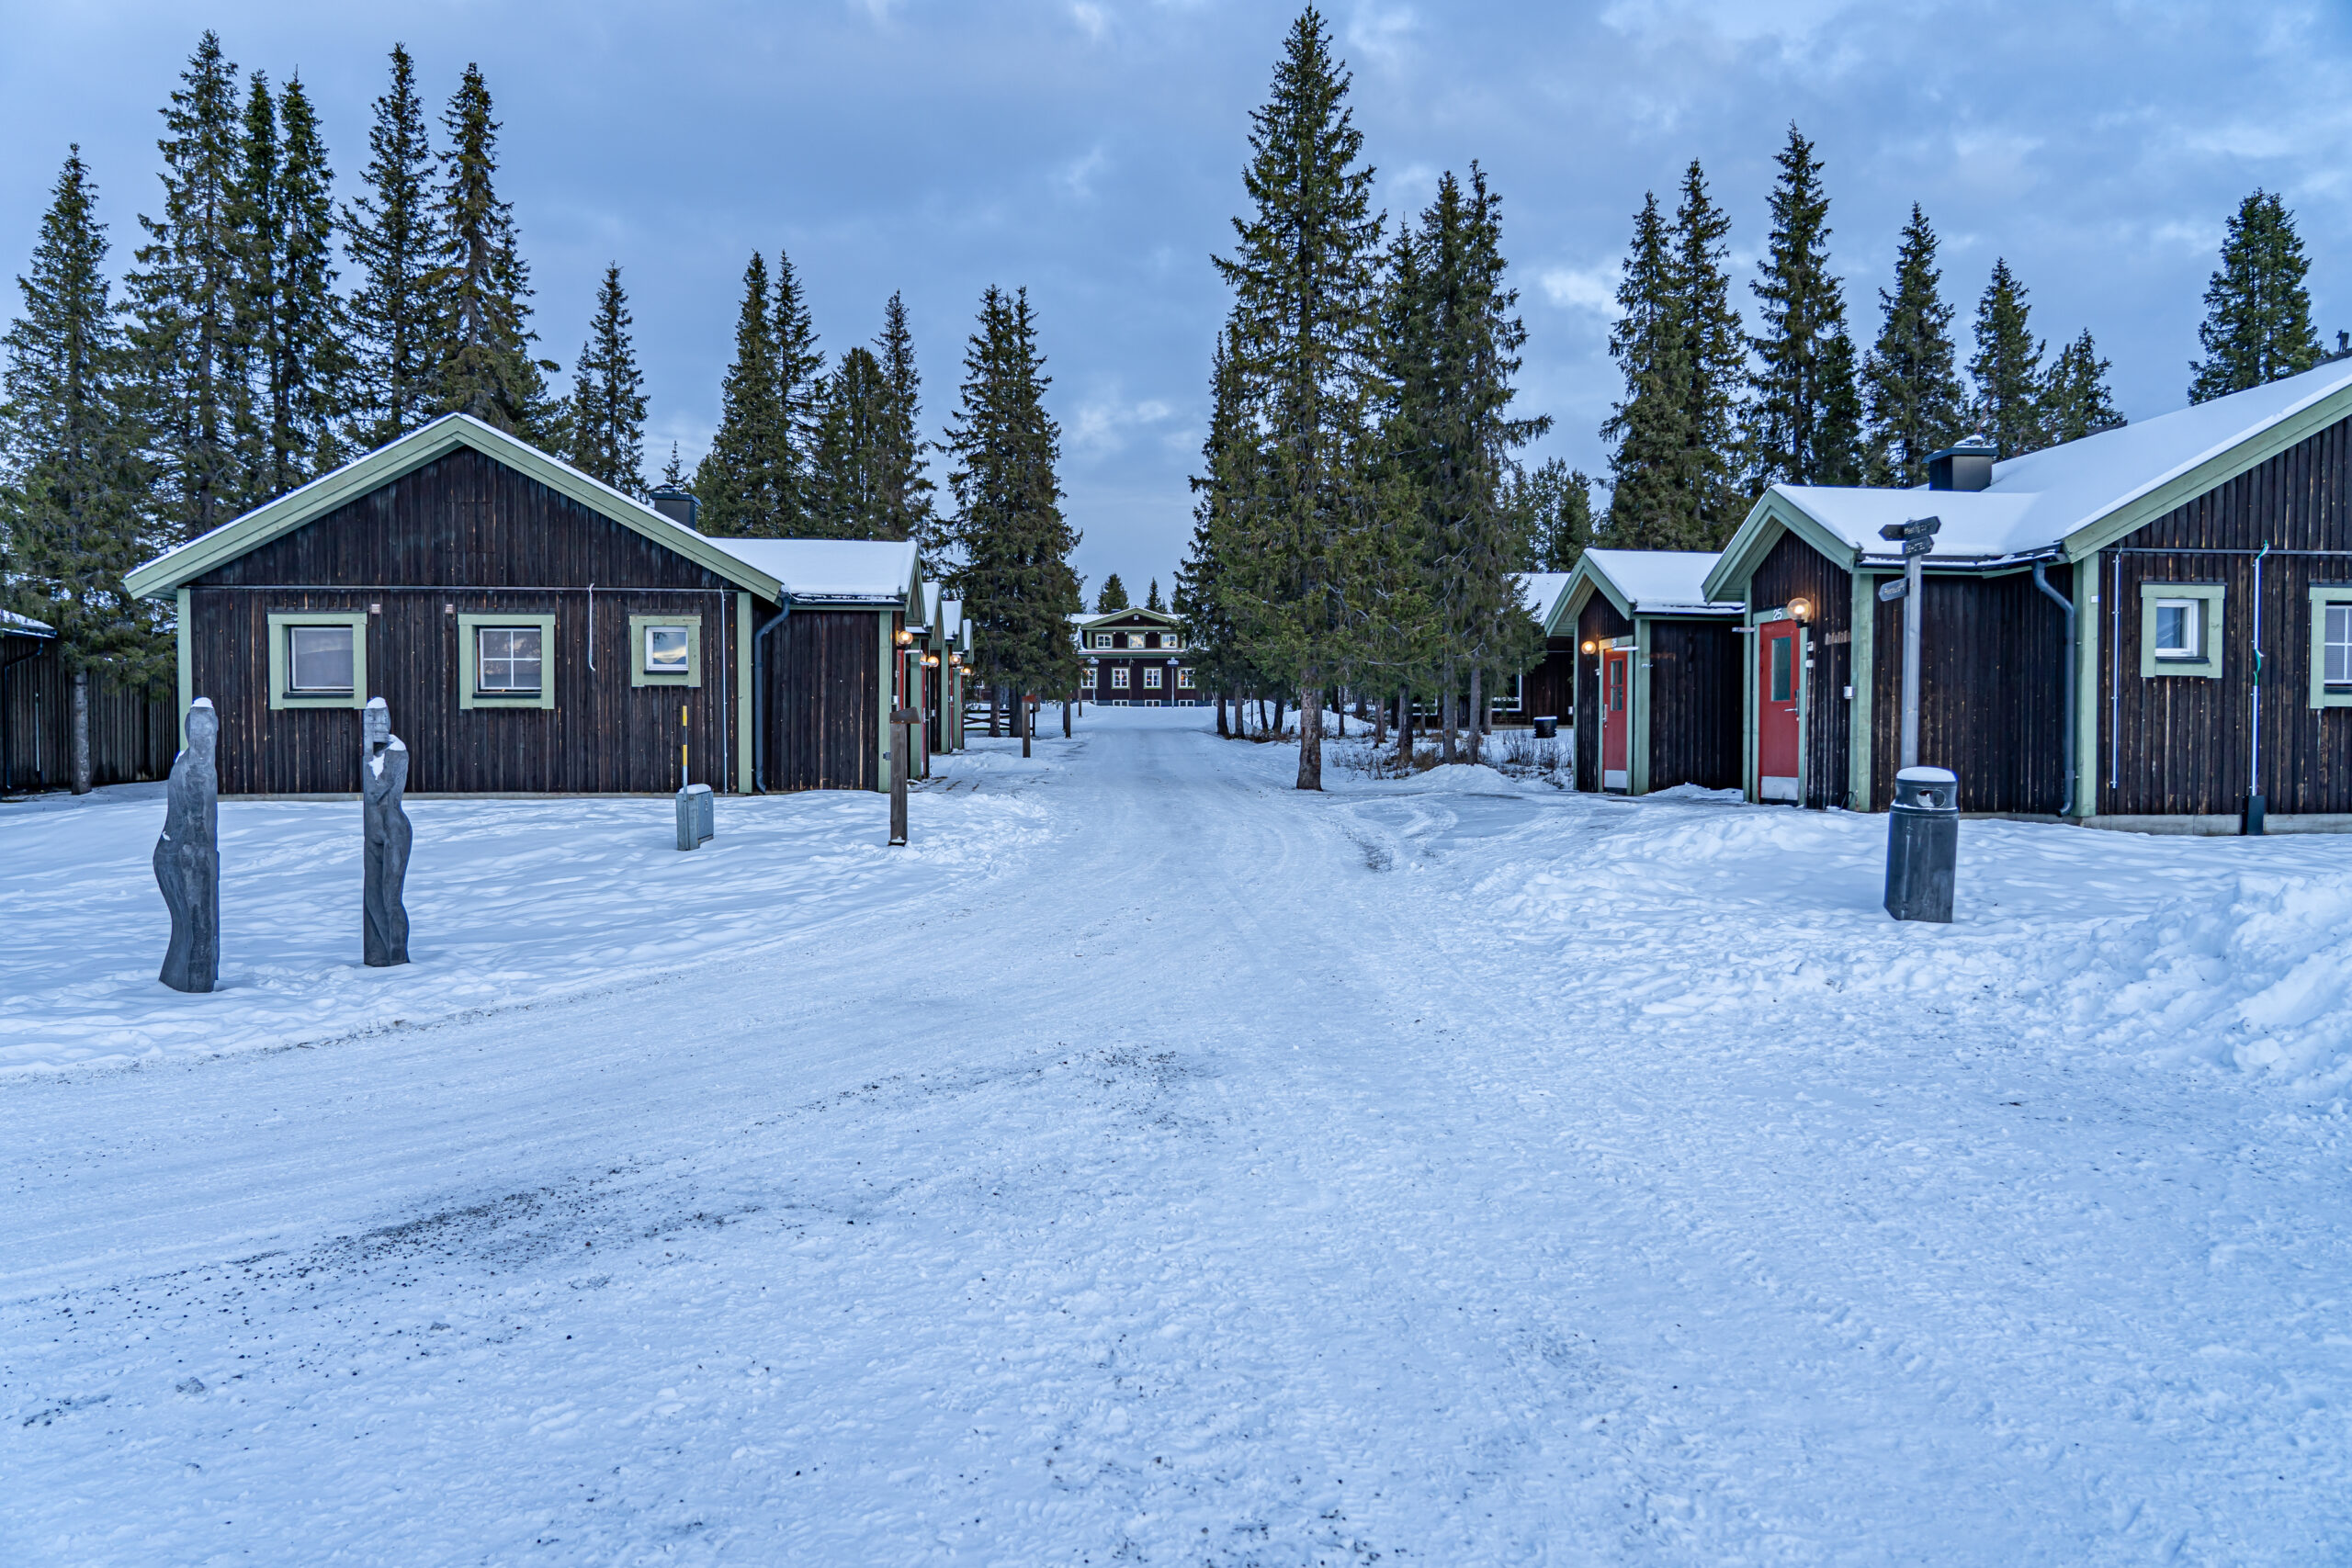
4,707 -> 2348,1564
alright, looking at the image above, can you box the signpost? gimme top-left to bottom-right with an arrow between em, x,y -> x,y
888,707 -> 918,846
1877,515 -> 1940,768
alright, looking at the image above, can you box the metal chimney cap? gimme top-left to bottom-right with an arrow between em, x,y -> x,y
1927,434 -> 1998,462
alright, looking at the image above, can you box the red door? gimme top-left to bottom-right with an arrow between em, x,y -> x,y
1758,621 -> 1801,801
1600,649 -> 1631,790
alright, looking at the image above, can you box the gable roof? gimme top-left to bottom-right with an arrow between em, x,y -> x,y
1077,606 -> 1180,628
1705,358 -> 2352,598
124,412 -> 784,602
1557,549 -> 1737,632
2,608 -> 55,637
704,537 -> 919,605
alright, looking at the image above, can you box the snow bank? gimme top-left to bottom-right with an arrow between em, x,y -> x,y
0,751 -> 1046,1076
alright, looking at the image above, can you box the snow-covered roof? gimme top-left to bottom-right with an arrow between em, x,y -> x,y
702,537 -> 918,604
124,413 -> 782,603
1715,358 -> 2352,595
1562,549 -> 1740,628
1,608 -> 54,637
1076,606 -> 1179,627
1517,571 -> 1574,622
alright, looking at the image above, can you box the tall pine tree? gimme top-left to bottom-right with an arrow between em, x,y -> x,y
564,263 -> 645,494
1603,192 -> 1692,545
695,253 -> 784,535
1813,329 -> 1864,485
227,72 -> 278,510
1668,160 -> 1743,543
946,285 -> 1081,754
1,152 -> 161,792
1968,258 -> 2045,458
1145,578 -> 1164,612
807,345 -> 893,537
429,63 -> 548,435
342,44 -> 437,446
2043,330 -> 2125,445
126,32 -> 244,542
874,291 -> 938,561
1177,325 -> 1260,728
262,74 -> 348,493
1509,457 -> 1594,570
1216,8 -> 1386,788
2189,190 -> 2322,402
771,250 -> 824,532
1861,204 -> 1965,486
1095,572 -> 1129,612
1746,125 -> 1855,490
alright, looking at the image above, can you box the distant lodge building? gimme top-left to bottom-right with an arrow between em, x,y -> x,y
121,414 -> 966,797
1075,607 -> 1201,705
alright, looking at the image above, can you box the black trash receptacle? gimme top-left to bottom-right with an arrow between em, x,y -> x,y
1884,766 -> 1958,923
1532,716 -> 1557,739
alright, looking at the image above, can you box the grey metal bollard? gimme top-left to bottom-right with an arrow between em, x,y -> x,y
1884,765 -> 1958,923
675,784 -> 714,851
1532,716 -> 1557,739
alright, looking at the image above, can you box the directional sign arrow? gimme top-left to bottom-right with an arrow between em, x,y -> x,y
1902,536 -> 1936,557
1879,514 -> 1943,542
1878,577 -> 1908,602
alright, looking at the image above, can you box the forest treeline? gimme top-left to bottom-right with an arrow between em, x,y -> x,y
0,15 -> 2335,789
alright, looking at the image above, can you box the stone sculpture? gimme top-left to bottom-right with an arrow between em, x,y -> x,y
361,697 -> 412,967
154,699 -> 220,993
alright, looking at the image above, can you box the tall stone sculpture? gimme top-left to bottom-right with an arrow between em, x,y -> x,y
361,697 -> 412,967
154,699 -> 220,993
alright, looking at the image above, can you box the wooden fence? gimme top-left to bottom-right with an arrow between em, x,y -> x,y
1,636 -> 180,795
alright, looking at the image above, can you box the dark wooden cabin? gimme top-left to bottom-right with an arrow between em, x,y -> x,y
124,415 -> 920,796
1702,359 -> 2352,829
1555,550 -> 1741,795
1513,572 -> 1576,728
1,610 -> 179,795
1075,607 -> 1201,705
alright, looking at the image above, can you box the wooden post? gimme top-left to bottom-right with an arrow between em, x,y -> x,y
888,707 -> 915,845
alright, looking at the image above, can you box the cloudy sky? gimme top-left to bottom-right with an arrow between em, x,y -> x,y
4,1 -> 2346,592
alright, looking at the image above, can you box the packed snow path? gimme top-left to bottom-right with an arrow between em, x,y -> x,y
4,707 -> 2347,1564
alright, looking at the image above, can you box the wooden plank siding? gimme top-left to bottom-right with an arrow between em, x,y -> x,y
1645,620 -> 1743,791
763,609 -> 881,793
1521,639 -> 1574,727
0,637 -> 178,794
1867,570 -> 2070,814
1749,531 -> 1853,809
1572,594 -> 1633,793
2097,411 -> 2352,816
186,446 -> 750,795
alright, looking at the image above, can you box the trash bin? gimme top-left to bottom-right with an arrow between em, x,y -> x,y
675,783 -> 715,851
1532,716 -> 1557,739
1884,766 -> 1957,923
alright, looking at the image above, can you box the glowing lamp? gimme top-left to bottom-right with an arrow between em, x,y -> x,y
1785,596 -> 1814,624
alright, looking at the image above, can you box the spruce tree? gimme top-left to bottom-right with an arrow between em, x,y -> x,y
1145,578 -> 1164,612
1603,192 -> 1692,546
771,250 -> 824,531
1215,7 -> 1385,788
265,74 -> 349,491
1668,160 -> 1743,542
1814,330 -> 1865,485
2189,190 -> 2322,402
1746,124 -> 1853,489
342,44 -> 437,446
1,152 -> 162,792
565,263 -> 646,493
1862,204 -> 1965,486
874,291 -> 938,561
1096,572 -> 1128,612
429,63 -> 548,436
1178,326 -> 1258,725
227,72 -> 277,509
1968,258 -> 2045,458
126,32 -> 245,542
695,254 -> 783,535
946,287 -> 1081,753
2042,330 -> 2125,445
660,440 -> 684,488
1510,457 -> 1594,570
808,345 -> 893,537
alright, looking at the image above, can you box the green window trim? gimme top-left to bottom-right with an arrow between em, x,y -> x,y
2308,585 -> 2352,709
266,611 -> 369,710
628,613 -> 703,688
2137,581 -> 2223,680
457,612 -> 557,710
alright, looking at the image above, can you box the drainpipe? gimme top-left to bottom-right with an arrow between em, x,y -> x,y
751,599 -> 792,793
2031,558 -> 2075,817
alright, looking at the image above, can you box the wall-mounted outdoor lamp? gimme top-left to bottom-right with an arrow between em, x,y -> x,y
894,627 -> 914,647
1785,595 -> 1814,624
1579,638 -> 1598,655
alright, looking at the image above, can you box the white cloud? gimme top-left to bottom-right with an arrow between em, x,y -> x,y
1346,4 -> 1419,70
1069,2 -> 1109,42
1059,144 -> 1111,199
1072,393 -> 1177,456
1540,263 -> 1622,317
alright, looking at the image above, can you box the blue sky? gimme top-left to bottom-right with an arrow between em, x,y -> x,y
4,2 -> 2346,594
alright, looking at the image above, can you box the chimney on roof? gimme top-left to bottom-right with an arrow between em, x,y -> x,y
650,485 -> 699,529
1927,434 -> 1997,492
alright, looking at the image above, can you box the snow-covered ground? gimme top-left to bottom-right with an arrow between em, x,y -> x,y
3,705 -> 2347,1563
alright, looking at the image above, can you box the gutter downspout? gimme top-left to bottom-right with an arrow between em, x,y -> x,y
2031,559 -> 2076,817
751,600 -> 792,793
